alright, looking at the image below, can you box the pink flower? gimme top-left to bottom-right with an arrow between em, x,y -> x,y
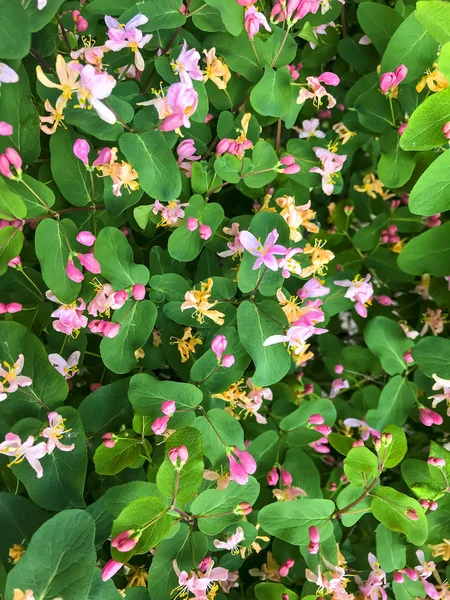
0,354 -> 32,393
267,466 -> 279,486
244,6 -> 271,40
297,278 -> 330,300
428,456 -> 446,467
77,252 -> 101,274
75,64 -> 117,124
101,559 -> 124,581
334,364 -> 344,375
93,147 -> 112,167
310,436 -> 330,454
172,558 -> 229,599
214,527 -> 245,552
152,415 -> 170,435
73,138 -> 90,166
0,122 -> 12,136
168,445 -> 189,467
76,230 -> 96,246
419,407 -> 443,426
158,82 -> 198,131
0,63 -> 19,85
0,433 -> 47,478
105,14 -> 152,71
66,258 -> 84,283
380,65 -> 408,95
280,559 -> 295,577
42,411 -> 75,453
236,0 -> 256,5
222,354 -> 235,368
240,228 -> 287,271
47,291 -> 88,335
173,40 -> 203,84
4,302 -> 21,313
48,351 -> 80,380
296,118 -> 325,139
162,400 -> 176,416
177,139 -> 201,177
199,224 -> 212,240
404,351 -> 414,364
310,146 -> 347,195
264,319 -> 327,357
186,217 -> 199,231
111,530 -> 139,552
298,75 -> 339,109
228,447 -> 256,485
211,335 -> 227,360
335,274 -> 373,318
72,10 -> 89,33
132,283 -> 146,300
329,378 -> 350,399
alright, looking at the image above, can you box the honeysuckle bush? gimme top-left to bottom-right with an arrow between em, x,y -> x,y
2,0 -> 450,599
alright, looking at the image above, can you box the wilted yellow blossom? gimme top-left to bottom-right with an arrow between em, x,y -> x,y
180,278 -> 225,325
170,327 -> 202,362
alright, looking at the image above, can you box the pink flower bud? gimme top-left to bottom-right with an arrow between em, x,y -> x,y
222,354 -> 235,368
279,559 -> 294,577
5,148 -> 22,171
93,147 -> 112,167
428,456 -> 446,467
72,10 -> 89,33
186,217 -> 199,231
267,466 -> 279,486
398,123 -> 407,135
216,139 -> 231,156
132,284 -> 146,300
162,400 -> 176,416
90,383 -> 102,392
318,72 -> 340,86
280,155 -> 296,166
168,445 -> 189,467
334,364 -> 344,374
403,351 -> 413,364
76,231 -> 96,246
419,407 -> 443,426
77,252 -> 101,274
199,224 -> 212,240
6,302 -> 22,313
280,467 -> 292,486
309,526 -> 320,543
393,572 -> 404,583
353,439 -> 364,447
102,322 -> 121,338
395,64 -> 408,84
66,258 -> 84,283
443,122 -> 450,139
0,122 -> 13,136
308,542 -> 320,554
282,595 -> 289,600
283,164 -> 301,175
8,256 -> 21,267
211,334 -> 227,360
0,155 -> 13,179
101,559 -> 124,582
113,290 -> 129,306
401,568 -> 418,581
308,414 -> 325,425
420,499 -> 429,509
376,295 -> 393,306
304,383 -> 313,395
236,0 -> 256,4
406,508 -> 419,521
111,530 -> 138,552
102,433 -> 116,448
152,415 -> 170,435
429,501 -> 438,511
73,139 -> 90,166
204,113 -> 214,123
314,424 -> 332,436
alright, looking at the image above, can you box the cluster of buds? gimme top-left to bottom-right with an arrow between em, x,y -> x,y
151,400 -> 176,435
233,501 -> 252,515
307,413 -> 332,436
0,302 -> 22,314
88,319 -> 120,338
186,217 -> 212,241
280,558 -> 295,577
419,406 -> 443,427
72,9 -> 88,32
277,154 -> 301,175
419,498 -> 438,511
111,529 -> 140,552
102,432 -> 117,448
267,465 -> 293,487
0,148 -> 22,180
168,445 -> 189,469
373,431 -> 392,452
211,335 -> 235,368
308,526 -> 320,554
380,224 -> 400,245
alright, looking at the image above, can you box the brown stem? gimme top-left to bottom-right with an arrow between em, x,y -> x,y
333,477 -> 379,518
56,15 -> 71,54
30,48 -> 53,73
276,119 -> 282,153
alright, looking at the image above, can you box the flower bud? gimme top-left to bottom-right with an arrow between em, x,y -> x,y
0,155 -> 14,179
101,559 -> 124,582
6,302 -> 22,313
76,230 -> 96,246
280,467 -> 292,487
216,138 -> 231,155
102,433 -> 116,448
428,456 -> 446,467
111,530 -> 139,552
234,502 -> 252,515
420,499 -> 429,509
0,122 -> 13,136
308,414 -> 325,425
186,217 -> 199,231
443,122 -> 450,140
199,224 -> 212,240
73,139 -> 90,166
5,148 -> 22,171
304,383 -> 313,395
308,542 -> 320,554
132,283 -> 146,301
283,164 -> 301,175
93,147 -> 112,167
309,525 -> 320,544
102,322 -> 121,338
162,400 -> 176,416
8,256 -> 21,268
334,364 -> 344,374
352,440 -> 364,448
211,334 -> 227,360
406,508 -> 419,521
393,572 -> 404,583
279,558 -> 294,577
222,354 -> 235,368
314,424 -> 332,436
66,258 -> 84,283
381,432 -> 392,446
152,415 -> 170,435
78,252 -> 101,274
267,466 -> 279,486
429,501 -> 438,511
398,123 -> 407,135
280,155 -> 296,166
318,72 -> 340,86
168,445 -> 189,468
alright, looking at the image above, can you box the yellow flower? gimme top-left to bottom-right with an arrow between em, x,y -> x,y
302,240 -> 335,277
430,539 -> 450,561
97,148 -> 140,196
180,278 -> 225,325
332,122 -> 356,144
170,327 -> 202,363
126,564 -> 148,588
291,342 -> 314,366
354,173 -> 385,199
276,289 -> 303,324
212,379 -> 247,405
276,195 -> 319,242
9,544 -> 25,564
203,48 -> 231,90
36,54 -> 79,101
416,64 -> 448,93
391,239 -> 405,254
249,552 -> 282,583
39,97 -> 67,135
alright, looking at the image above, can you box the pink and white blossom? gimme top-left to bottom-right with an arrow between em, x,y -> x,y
105,15 -> 152,71
172,40 -> 203,84
0,354 -> 32,393
239,229 -> 287,271
213,527 -> 245,553
244,6 -> 272,40
310,146 -> 347,195
0,433 -> 47,478
48,351 -> 80,380
335,274 -> 373,318
42,412 -> 75,453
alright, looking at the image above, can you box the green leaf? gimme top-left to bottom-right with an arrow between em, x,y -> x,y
371,486 -> 428,545
336,484 -> 373,526
243,141 -> 278,188
35,218 -> 81,304
0,0 -> 30,59
357,3 -> 403,55
259,499 -> 335,545
111,496 -> 175,562
412,336 -> 450,379
156,427 -> 204,503
378,145 -> 415,188
119,131 -> 181,201
79,379 -> 132,434
193,409 -> 244,467
104,481 -> 163,517
381,13 -> 439,83
248,430 -> 279,476
205,32 -> 263,81
250,67 -> 300,128
0,226 -> 23,276
355,91 -> 398,133
364,317 -> 410,376
427,495 -> 450,544
280,398 -> 336,432
237,300 -> 291,387
398,222 -> 450,275
0,492 -> 47,562
416,0 -> 450,44
191,478 -> 260,535
376,524 -> 406,572
0,178 -> 27,220
86,0 -> 139,15
100,300 -> 157,374
50,128 -> 92,207
255,583 -> 299,600
0,321 -> 68,419
65,96 -> 132,142
400,88 -> 450,152
25,0 -> 65,32
380,425 -> 408,469
12,407 -> 87,511
88,569 -> 123,600
94,227 -> 150,288
6,175 -> 54,219
94,435 -> 143,475
119,0 -> 186,31
0,66 -> 40,164
408,150 -> 450,215
344,447 -> 379,487
214,154 -> 241,183
5,510 -> 95,600
366,376 -> 417,430
205,0 -> 243,35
